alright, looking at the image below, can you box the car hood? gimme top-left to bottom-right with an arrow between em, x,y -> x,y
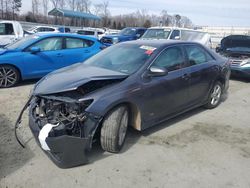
103,34 -> 132,40
33,63 -> 128,95
0,48 -> 19,55
221,35 -> 250,56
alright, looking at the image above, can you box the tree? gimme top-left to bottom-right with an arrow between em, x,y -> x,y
112,20 -> 116,29
11,0 -> 22,19
174,14 -> 181,27
117,22 -> 122,29
94,1 -> 110,27
143,19 -> 151,28
50,0 -> 60,8
32,0 -> 39,17
67,0 -> 76,11
76,0 -> 91,12
42,0 -> 49,17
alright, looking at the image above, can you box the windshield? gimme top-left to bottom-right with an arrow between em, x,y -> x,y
119,28 -> 136,36
84,44 -> 154,74
5,35 -> 38,49
0,23 -> 14,35
141,29 -> 171,39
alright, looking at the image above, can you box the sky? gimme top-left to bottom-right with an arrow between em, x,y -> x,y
20,0 -> 250,27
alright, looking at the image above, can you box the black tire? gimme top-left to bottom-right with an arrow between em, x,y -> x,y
100,106 -> 129,153
0,65 -> 20,88
204,81 -> 223,109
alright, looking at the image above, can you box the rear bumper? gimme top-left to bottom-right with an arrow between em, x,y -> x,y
28,100 -> 102,168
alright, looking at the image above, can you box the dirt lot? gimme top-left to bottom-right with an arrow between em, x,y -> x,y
1,78 -> 250,188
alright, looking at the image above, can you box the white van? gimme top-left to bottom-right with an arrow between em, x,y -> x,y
0,21 -> 24,47
141,27 -> 212,48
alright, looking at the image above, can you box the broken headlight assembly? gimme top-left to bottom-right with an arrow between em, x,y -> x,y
32,97 -> 94,137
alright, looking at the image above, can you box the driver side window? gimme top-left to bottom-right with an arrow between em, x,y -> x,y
28,37 -> 63,52
153,46 -> 185,72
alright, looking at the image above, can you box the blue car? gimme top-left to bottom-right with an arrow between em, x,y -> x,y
0,33 -> 103,88
100,27 -> 147,46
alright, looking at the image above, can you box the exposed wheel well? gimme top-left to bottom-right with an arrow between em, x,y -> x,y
0,63 -> 22,80
92,102 -> 142,143
216,77 -> 225,88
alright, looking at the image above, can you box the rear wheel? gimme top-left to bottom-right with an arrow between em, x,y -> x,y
0,65 -> 20,88
204,82 -> 223,109
101,106 -> 129,153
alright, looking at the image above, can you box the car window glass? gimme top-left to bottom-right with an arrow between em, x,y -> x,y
28,37 -> 63,51
170,30 -> 180,39
66,38 -> 94,49
0,23 -> 14,35
137,29 -> 145,37
45,28 -> 55,32
77,30 -> 95,35
185,45 -> 213,65
153,46 -> 185,72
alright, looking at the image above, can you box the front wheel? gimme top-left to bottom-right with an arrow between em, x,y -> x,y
204,82 -> 223,109
0,65 -> 20,88
101,106 -> 129,153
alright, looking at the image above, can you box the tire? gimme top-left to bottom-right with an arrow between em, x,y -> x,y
204,81 -> 223,109
101,106 -> 129,153
0,65 -> 20,88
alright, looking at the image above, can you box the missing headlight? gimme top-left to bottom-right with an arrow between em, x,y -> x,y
33,97 -> 93,137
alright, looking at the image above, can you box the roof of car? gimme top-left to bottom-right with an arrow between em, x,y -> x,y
34,32 -> 98,41
123,39 -> 200,48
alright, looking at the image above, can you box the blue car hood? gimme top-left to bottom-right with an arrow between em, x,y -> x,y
33,63 -> 128,95
0,48 -> 20,55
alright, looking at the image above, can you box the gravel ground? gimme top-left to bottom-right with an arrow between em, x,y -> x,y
0,78 -> 250,188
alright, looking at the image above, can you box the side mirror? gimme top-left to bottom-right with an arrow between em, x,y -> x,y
174,36 -> 180,40
148,66 -> 168,77
30,47 -> 41,54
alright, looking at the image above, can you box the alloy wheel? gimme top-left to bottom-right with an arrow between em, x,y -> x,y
0,66 -> 18,88
210,84 -> 222,106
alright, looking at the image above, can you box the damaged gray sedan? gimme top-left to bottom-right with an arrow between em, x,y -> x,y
16,40 -> 230,168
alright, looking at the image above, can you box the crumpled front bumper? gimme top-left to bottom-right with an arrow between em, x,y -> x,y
28,99 -> 102,168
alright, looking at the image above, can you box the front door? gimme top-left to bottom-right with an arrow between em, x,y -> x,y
22,37 -> 64,78
140,46 -> 190,128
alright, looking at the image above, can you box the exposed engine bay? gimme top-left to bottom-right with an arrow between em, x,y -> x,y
32,96 -> 90,138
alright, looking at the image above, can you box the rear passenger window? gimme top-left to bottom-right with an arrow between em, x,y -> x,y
185,45 -> 213,65
153,46 -> 185,72
65,38 -> 94,49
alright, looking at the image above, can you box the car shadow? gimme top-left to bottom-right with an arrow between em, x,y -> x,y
87,106 -> 207,164
15,79 -> 40,87
0,114 -> 34,180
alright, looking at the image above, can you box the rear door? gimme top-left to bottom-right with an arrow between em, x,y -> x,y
61,37 -> 99,65
22,37 -> 64,78
140,45 -> 190,126
183,44 -> 217,105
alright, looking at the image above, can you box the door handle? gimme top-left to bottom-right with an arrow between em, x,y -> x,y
84,49 -> 90,53
182,73 -> 190,80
